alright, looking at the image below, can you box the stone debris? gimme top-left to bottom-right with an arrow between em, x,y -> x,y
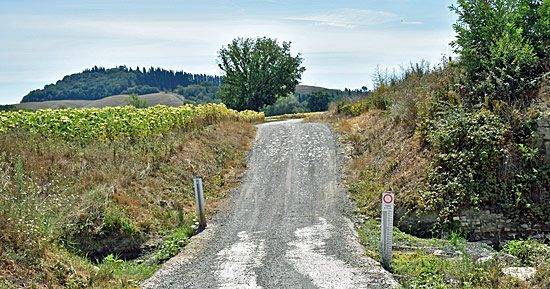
501,267 -> 536,281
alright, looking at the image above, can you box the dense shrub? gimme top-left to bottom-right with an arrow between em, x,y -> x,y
420,108 -> 509,228
418,106 -> 550,230
503,239 -> 550,266
262,95 -> 309,116
339,99 -> 371,116
121,85 -> 160,95
307,91 -> 330,112
451,0 -> 550,105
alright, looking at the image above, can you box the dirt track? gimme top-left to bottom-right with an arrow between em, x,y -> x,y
141,119 -> 398,289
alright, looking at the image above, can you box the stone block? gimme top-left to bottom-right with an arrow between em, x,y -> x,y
501,267 -> 536,281
485,227 -> 497,233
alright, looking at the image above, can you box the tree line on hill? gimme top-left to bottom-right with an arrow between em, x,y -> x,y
18,64 -> 369,115
21,66 -> 222,103
263,88 -> 368,116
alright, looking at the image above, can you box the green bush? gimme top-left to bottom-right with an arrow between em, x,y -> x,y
153,227 -> 193,263
122,85 -> 160,96
501,141 -> 550,221
450,0 -> 549,105
420,108 -> 509,229
102,209 -> 140,236
125,93 -> 148,108
339,100 -> 370,116
307,91 -> 330,112
503,239 -> 550,266
262,95 -> 309,116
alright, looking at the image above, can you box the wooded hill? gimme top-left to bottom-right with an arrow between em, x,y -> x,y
17,65 -> 368,114
21,66 -> 222,103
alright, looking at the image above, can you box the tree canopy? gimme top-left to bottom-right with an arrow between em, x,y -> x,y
125,93 -> 148,108
217,37 -> 306,111
307,91 -> 331,112
451,0 -> 550,105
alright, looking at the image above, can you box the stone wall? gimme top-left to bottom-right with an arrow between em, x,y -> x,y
537,115 -> 550,164
535,73 -> 550,163
396,83 -> 550,247
453,208 -> 550,248
397,207 -> 550,248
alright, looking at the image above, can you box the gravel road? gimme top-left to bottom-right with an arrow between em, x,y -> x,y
141,119 -> 398,289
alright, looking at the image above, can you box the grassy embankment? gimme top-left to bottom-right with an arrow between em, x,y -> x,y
308,61 -> 550,288
0,104 -> 263,288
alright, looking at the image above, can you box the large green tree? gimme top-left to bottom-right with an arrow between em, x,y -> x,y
307,90 -> 330,112
450,0 -> 550,104
217,37 -> 306,111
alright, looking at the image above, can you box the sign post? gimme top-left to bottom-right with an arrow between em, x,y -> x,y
194,177 -> 206,230
380,192 -> 394,269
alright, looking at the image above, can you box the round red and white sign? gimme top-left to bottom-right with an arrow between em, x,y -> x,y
383,193 -> 393,204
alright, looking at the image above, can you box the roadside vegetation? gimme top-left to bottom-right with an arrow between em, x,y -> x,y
0,104 -> 263,288
262,88 -> 363,117
309,0 -> 550,287
356,219 -> 550,288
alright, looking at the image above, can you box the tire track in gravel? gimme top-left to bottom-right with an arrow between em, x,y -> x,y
141,119 -> 398,289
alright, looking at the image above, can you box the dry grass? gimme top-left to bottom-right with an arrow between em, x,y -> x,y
322,64 -> 468,221
333,110 -> 430,219
327,62 -> 550,288
0,119 -> 255,288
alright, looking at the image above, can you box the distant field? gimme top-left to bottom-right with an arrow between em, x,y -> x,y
14,85 -> 329,110
15,92 -> 186,110
295,85 -> 330,94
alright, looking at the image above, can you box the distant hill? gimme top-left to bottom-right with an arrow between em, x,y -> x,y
21,66 -> 222,103
295,85 -> 331,94
12,84 -> 365,113
14,64 -> 352,113
19,65 -> 334,108
15,92 -> 186,110
14,88 -> 332,111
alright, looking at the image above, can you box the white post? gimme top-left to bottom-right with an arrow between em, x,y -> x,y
380,192 -> 394,269
194,177 -> 206,230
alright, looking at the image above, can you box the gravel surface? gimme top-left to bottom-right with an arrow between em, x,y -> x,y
141,119 -> 398,289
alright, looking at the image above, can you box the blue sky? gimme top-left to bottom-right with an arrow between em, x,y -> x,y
0,0 -> 457,105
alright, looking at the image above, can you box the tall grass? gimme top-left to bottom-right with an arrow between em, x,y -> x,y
0,110 -> 257,288
331,58 -> 550,287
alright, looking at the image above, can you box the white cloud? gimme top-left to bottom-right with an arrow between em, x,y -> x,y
0,9 -> 456,104
286,8 -> 399,29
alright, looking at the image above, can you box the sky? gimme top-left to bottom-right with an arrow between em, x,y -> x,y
0,0 -> 458,105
